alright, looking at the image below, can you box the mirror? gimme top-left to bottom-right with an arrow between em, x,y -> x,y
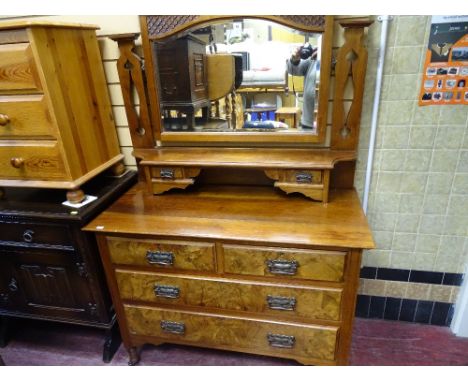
152,19 -> 322,137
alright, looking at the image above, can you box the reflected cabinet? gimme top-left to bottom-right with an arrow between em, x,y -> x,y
88,15 -> 375,366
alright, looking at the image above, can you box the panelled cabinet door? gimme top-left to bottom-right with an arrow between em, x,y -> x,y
0,248 -> 101,322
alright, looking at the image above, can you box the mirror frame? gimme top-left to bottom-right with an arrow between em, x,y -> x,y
139,15 -> 334,146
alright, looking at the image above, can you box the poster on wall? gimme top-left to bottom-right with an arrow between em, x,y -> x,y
419,15 -> 468,106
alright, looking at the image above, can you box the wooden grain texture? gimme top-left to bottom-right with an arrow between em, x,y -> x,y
28,26 -> 121,179
223,245 -> 346,282
84,185 -> 374,250
106,237 -> 216,272
0,43 -> 42,93
135,147 -> 356,169
0,142 -> 66,180
151,178 -> 195,194
115,270 -> 343,321
0,29 -> 29,45
0,95 -> 56,138
206,54 -> 235,101
331,21 -> 372,150
124,304 -> 338,362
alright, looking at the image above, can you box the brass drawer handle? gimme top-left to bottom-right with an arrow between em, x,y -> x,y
160,168 -> 175,179
266,259 -> 299,275
146,250 -> 174,266
10,157 -> 24,169
154,285 -> 180,299
160,320 -> 185,335
295,172 -> 313,183
22,229 -> 34,243
0,113 -> 10,126
267,333 -> 295,348
266,295 -> 296,311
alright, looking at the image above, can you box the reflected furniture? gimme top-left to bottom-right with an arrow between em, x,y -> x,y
90,15 -> 374,366
0,170 -> 137,362
0,21 -> 125,204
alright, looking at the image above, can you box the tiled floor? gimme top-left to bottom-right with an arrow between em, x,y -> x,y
1,318 -> 468,366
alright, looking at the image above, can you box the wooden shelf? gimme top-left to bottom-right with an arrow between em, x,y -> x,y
84,183 -> 374,250
134,147 -> 356,170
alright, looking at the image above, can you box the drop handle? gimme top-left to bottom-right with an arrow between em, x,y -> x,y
0,114 -> 10,126
10,157 -> 24,168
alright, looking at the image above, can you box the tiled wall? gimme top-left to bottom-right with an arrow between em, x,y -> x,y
354,15 -> 468,323
5,15 -> 467,325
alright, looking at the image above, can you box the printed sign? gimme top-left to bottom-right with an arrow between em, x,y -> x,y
419,16 -> 468,106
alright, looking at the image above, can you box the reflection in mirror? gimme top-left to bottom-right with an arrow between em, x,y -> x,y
153,19 -> 322,134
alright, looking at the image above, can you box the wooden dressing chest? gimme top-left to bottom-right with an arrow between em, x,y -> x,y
88,15 -> 375,365
0,21 -> 124,203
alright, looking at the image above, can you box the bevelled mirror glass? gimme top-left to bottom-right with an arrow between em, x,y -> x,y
152,18 -> 323,142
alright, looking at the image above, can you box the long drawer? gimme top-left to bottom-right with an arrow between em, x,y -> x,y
0,43 -> 42,93
124,304 -> 339,362
223,244 -> 346,282
107,237 -> 216,272
115,270 -> 343,321
0,95 -> 55,139
0,142 -> 67,180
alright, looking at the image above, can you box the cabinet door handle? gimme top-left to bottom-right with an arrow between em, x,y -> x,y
0,113 -> 10,126
8,278 -> 18,292
266,259 -> 299,275
266,295 -> 296,311
154,285 -> 180,299
160,320 -> 185,335
267,333 -> 295,348
10,157 -> 24,168
22,229 -> 35,243
146,250 -> 174,266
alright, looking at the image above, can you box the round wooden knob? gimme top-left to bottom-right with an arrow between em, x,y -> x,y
0,114 -> 10,126
10,157 -> 24,168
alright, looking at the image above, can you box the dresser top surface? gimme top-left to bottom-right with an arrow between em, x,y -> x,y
84,183 -> 374,249
0,20 -> 99,31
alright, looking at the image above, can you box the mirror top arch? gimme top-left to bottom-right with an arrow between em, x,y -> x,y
146,15 -> 328,41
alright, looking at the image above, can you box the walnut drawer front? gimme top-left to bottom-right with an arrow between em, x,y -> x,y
0,143 -> 67,180
223,245 -> 346,282
115,270 -> 343,321
0,95 -> 55,139
0,43 -> 42,93
106,237 -> 216,272
124,304 -> 338,362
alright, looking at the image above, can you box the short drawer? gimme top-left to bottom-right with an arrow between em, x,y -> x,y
124,305 -> 338,362
0,142 -> 67,180
116,270 -> 342,321
283,170 -> 322,184
106,237 -> 216,272
223,245 -> 346,282
0,220 -> 73,248
149,166 -> 201,180
0,95 -> 55,139
0,43 -> 42,93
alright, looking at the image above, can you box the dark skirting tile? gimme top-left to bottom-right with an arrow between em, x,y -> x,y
377,267 -> 410,282
355,295 -> 371,318
399,299 -> 418,322
383,297 -> 402,320
447,305 -> 455,326
368,296 -> 385,319
430,302 -> 451,326
410,270 -> 443,284
414,301 -> 434,324
442,273 -> 464,286
360,267 -> 377,279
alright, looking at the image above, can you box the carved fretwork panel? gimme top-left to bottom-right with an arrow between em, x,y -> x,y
331,20 -> 373,150
146,15 -> 326,41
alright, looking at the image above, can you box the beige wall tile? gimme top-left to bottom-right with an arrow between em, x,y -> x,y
393,232 -> 417,252
457,151 -> 468,172
116,127 -> 133,147
364,249 -> 391,268
451,287 -> 461,303
391,251 -> 413,269
406,283 -> 431,300
431,150 -> 460,173
399,194 -> 424,213
112,106 -> 129,127
395,214 -> 420,233
415,234 -> 441,253
103,60 -> 120,84
452,174 -> 468,194
392,46 -> 424,74
380,150 -> 406,171
423,195 -> 449,214
385,281 -> 408,298
404,150 -> 432,172
395,16 -> 429,46
426,173 -> 454,194
419,215 -> 445,235
429,285 -> 452,303
434,126 -> 466,149
399,173 -> 427,194
411,252 -> 436,271
409,125 -> 437,148
363,279 -> 387,297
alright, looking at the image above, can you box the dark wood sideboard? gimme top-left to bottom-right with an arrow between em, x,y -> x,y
0,170 -> 137,362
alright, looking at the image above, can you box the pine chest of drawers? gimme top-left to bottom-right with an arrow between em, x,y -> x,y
0,21 -> 124,202
85,184 -> 374,365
